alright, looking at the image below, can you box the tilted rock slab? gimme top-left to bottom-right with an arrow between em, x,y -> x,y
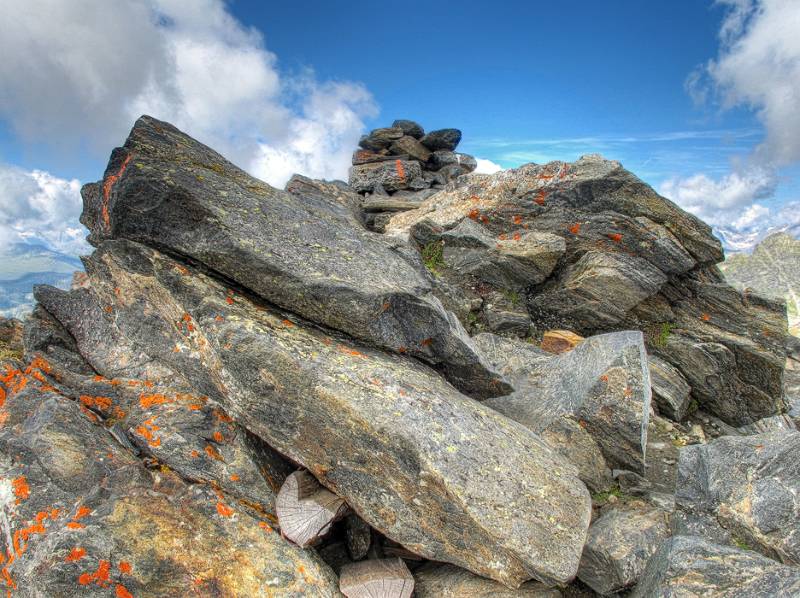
632,536 -> 800,597
675,430 -> 800,564
414,564 -> 561,597
0,364 -> 341,597
36,239 -> 592,588
80,115 -> 507,399
477,331 -> 651,474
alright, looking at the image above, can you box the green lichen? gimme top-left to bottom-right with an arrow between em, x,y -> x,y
421,241 -> 445,276
733,537 -> 754,551
0,340 -> 22,362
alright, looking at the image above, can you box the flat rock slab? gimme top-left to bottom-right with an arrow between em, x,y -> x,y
414,564 -> 562,597
675,430 -> 800,564
0,367 -> 341,597
632,536 -> 800,597
80,115 -> 506,399
478,331 -> 652,474
37,239 -> 591,588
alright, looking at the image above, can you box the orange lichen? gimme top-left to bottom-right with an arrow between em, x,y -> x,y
569,222 -> 581,235
66,547 -> 87,562
230,474 -> 240,482
513,215 -> 523,224
397,346 -> 407,354
225,296 -> 234,305
205,445 -> 223,461
282,319 -> 294,328
534,190 -> 547,205
78,559 -> 111,587
600,374 -> 609,382
139,393 -> 168,409
101,153 -> 133,230
214,315 -> 224,322
67,522 -> 85,530
12,476 -> 30,501
701,313 -> 711,322
468,208 -> 480,221
258,521 -> 273,532
212,431 -> 224,443
115,584 -> 134,598
479,214 -> 489,224
607,233 -> 623,243
118,561 -> 132,574
420,338 -> 433,347
498,233 -> 507,240
395,160 -> 405,181
216,502 -> 234,517
79,395 -> 113,411
337,345 -> 366,358
190,450 -> 200,458
512,232 -> 521,241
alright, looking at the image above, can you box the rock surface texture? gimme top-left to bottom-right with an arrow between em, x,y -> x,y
2,115 -> 796,596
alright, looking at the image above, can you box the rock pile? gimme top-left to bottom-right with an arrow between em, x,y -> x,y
1,115 -> 798,597
348,119 -> 477,231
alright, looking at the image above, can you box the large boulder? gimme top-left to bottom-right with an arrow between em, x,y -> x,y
32,238 -> 592,588
358,126 -> 404,151
478,330 -> 652,475
391,119 -> 424,139
420,128 -> 462,151
80,115 -> 507,399
385,156 -> 788,426
632,536 -> 800,597
674,430 -> 800,564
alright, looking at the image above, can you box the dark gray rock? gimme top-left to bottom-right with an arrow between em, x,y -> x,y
349,159 -> 423,193
429,150 -> 478,173
577,506 -> 670,595
81,115 -> 507,399
483,309 -> 532,337
391,119 -> 424,139
675,431 -> 800,564
352,149 -> 397,165
632,536 -> 800,597
648,355 -> 692,421
420,128 -> 462,151
389,135 -> 432,162
478,330 -> 651,475
414,563 -> 561,597
358,127 -> 404,151
37,239 -> 592,588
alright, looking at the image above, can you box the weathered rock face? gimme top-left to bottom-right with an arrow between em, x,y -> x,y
674,430 -> 800,565
0,363 -> 341,597
577,506 -> 669,595
478,331 -> 652,475
80,115 -> 507,400
30,238 -> 591,588
632,536 -> 800,597
414,564 -> 561,597
648,355 -> 692,421
385,156 -> 788,426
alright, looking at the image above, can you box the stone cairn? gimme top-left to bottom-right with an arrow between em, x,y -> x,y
348,119 -> 478,231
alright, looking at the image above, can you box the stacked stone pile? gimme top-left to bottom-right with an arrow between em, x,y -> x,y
348,119 -> 477,230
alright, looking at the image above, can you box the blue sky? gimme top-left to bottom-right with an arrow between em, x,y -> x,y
1,0 -> 799,260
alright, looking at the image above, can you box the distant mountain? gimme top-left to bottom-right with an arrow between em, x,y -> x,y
715,221 -> 800,253
720,232 -> 800,336
0,243 -> 82,318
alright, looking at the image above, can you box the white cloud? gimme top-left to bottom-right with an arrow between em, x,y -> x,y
0,164 -> 88,256
474,158 -> 504,174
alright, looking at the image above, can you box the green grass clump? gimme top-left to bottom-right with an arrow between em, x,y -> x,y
591,487 -> 624,504
648,322 -> 674,348
421,241 -> 445,275
501,289 -> 521,306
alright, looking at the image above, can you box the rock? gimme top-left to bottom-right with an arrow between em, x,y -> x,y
37,239 -> 591,588
276,470 -> 349,547
483,309 -> 532,337
362,195 -> 428,213
429,150 -> 478,173
345,514 -> 372,560
359,127 -> 404,151
577,506 -> 669,595
414,564 -> 562,597
0,368 -> 341,597
675,430 -> 800,564
479,331 -> 652,474
632,536 -> 800,597
339,558 -> 414,598
391,119 -> 424,139
0,316 -> 23,359
81,115 -> 507,399
420,128 -> 462,151
352,149 -> 396,165
540,417 -> 614,493
389,135 -> 432,162
648,355 -> 692,421
540,330 -> 584,354
349,159 -> 424,193
737,414 -> 796,434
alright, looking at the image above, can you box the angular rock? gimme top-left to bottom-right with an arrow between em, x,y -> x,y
675,430 -> 800,564
81,115 -> 507,399
389,135 -> 432,162
414,564 -> 562,597
0,316 -> 23,357
429,150 -> 478,173
632,536 -> 800,597
359,127 -> 404,151
391,119 -> 424,139
483,309 -> 532,337
362,196 -> 428,213
339,558 -> 414,598
737,414 -> 796,434
352,149 -> 396,165
540,330 -> 584,354
420,128 -> 462,151
539,416 -> 613,493
479,331 -> 652,474
349,159 -> 424,193
0,367 -> 341,597
647,355 -> 692,421
577,507 -> 669,595
345,514 -> 372,560
37,239 -> 591,587
277,470 -> 349,547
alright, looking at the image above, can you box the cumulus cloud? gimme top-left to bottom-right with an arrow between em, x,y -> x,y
474,158 -> 504,174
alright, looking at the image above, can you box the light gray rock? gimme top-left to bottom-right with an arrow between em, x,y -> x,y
414,564 -> 561,597
429,150 -> 478,173
632,536 -> 800,597
648,355 -> 692,421
675,430 -> 800,564
738,414 -> 796,434
478,331 -> 652,474
578,507 -> 669,595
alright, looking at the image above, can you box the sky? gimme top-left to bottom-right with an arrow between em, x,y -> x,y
1,0 -> 799,262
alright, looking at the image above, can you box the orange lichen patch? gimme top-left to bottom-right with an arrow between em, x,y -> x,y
512,232 -> 521,241
498,233 -> 507,240
12,476 -> 30,501
607,233 -> 623,243
0,411 -> 9,427
225,296 -> 234,305
534,190 -> 547,205
281,319 -> 295,328
66,547 -> 87,562
568,222 -> 581,235
104,305 -> 114,314
136,417 -> 162,448
513,215 -> 523,224
188,404 -> 202,411
190,449 -> 200,458
537,173 -> 554,181
93,375 -> 106,382
212,431 -> 224,443
381,301 -> 391,312
258,520 -> 273,532
78,559 -> 112,587
337,345 -> 366,358
420,337 -> 433,347
479,214 -> 489,224
26,356 -> 52,375
216,502 -> 234,517
205,444 -> 224,461
468,208 -> 480,221
1,365 -> 28,395
79,395 -> 113,411
395,160 -> 405,181
701,313 -> 711,322
118,561 -> 132,575
600,374 -> 609,382
624,386 -> 633,398
397,346 -> 407,354
139,393 -> 168,409
230,474 -> 240,482
214,315 -> 224,322
101,153 -> 133,229
67,521 -> 86,530
115,584 -> 134,598
110,379 -> 121,387
175,264 -> 189,275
